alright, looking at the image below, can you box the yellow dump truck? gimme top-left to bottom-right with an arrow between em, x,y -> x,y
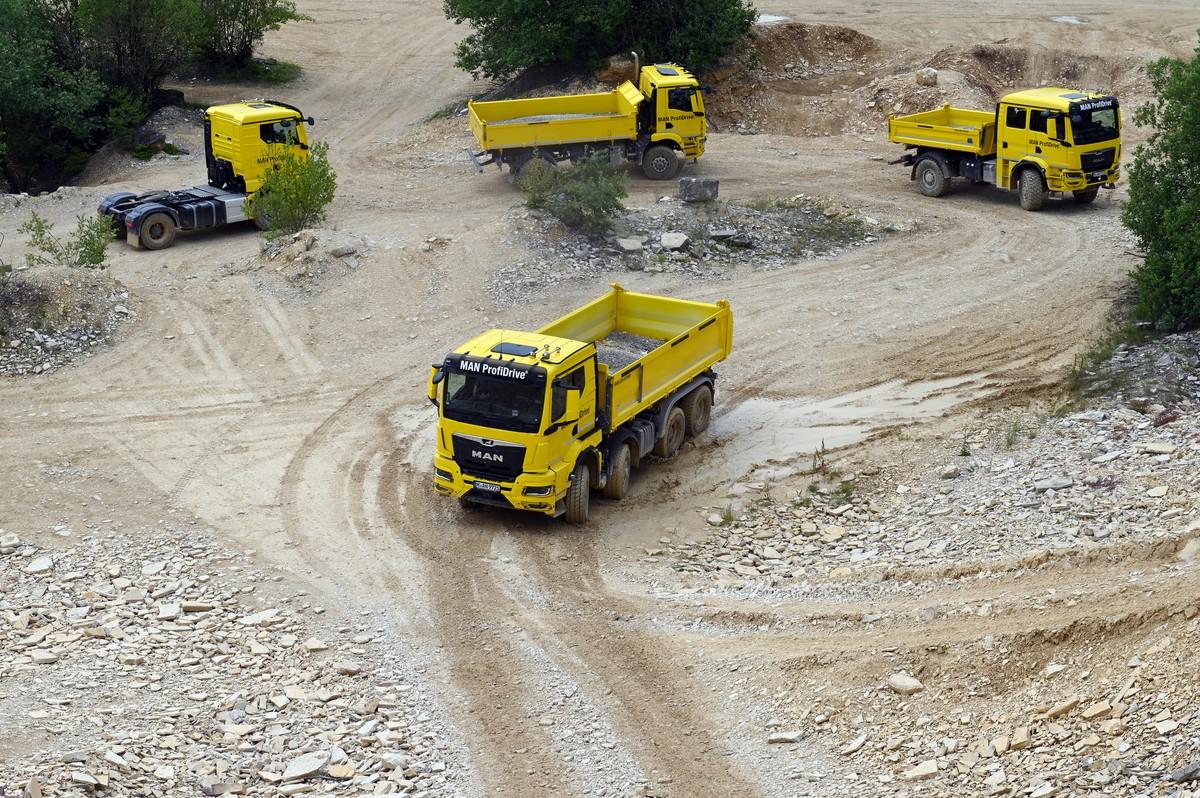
887,88 -> 1121,210
428,284 -> 733,523
466,62 -> 707,181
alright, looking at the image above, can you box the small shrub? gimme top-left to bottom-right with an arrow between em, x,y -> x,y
131,145 -> 157,161
245,140 -> 337,237
106,88 -> 147,150
19,211 -> 111,269
523,153 -> 627,236
162,142 -> 182,155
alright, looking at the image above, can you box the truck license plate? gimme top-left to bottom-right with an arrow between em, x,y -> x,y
474,481 -> 501,493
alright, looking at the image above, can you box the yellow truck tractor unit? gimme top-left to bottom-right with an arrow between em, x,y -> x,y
98,100 -> 314,249
428,284 -> 733,523
466,62 -> 708,181
887,88 -> 1121,210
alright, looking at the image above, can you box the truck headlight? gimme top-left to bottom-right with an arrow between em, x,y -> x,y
434,468 -> 453,482
523,485 -> 553,496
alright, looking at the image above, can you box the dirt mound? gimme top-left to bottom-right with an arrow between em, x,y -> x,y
710,25 -> 1148,138
753,22 -> 880,76
0,265 -> 132,376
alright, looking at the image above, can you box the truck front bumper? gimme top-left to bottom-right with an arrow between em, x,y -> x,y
433,457 -> 565,516
1055,166 -> 1119,192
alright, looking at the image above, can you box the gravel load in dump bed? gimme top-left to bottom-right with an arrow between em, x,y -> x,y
490,112 -> 622,125
596,330 -> 662,371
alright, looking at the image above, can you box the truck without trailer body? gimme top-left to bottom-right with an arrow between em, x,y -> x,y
98,101 -> 314,249
428,284 -> 733,523
888,88 -> 1121,210
466,62 -> 707,181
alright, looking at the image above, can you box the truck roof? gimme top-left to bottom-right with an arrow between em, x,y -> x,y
1001,87 -> 1112,111
453,329 -> 590,368
206,102 -> 302,125
643,64 -> 698,88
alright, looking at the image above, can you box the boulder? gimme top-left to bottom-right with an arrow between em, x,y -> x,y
679,176 -> 719,203
133,126 -> 166,148
916,67 -> 938,87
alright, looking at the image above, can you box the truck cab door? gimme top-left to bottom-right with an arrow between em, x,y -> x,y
543,360 -> 597,469
998,104 -> 1028,188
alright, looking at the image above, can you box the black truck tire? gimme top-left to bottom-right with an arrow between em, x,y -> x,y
513,152 -> 556,187
1018,168 -> 1048,211
602,443 -> 632,500
140,213 -> 177,250
564,461 -> 590,524
681,384 -> 713,437
914,158 -> 948,198
653,406 -> 687,458
642,144 -> 680,180
1073,187 -> 1099,204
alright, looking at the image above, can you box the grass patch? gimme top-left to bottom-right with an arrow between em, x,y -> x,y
213,59 -> 302,85
162,142 -> 182,156
131,146 -> 157,161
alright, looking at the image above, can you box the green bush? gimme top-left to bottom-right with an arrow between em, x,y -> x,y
523,153 -> 628,235
443,0 -> 756,81
19,210 -> 112,269
1122,36 -> 1200,330
77,0 -> 204,101
198,0 -> 311,68
245,140 -> 338,237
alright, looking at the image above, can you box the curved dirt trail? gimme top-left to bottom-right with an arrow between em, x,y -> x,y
1,0 -> 1195,796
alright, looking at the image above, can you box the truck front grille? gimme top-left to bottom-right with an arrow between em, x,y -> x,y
452,435 -> 525,482
1080,149 -> 1115,172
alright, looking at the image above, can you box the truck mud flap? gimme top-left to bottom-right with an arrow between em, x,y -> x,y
464,149 -> 495,173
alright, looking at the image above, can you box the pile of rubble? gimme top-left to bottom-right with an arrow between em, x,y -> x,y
669,331 -> 1200,594
0,526 -> 462,796
772,621 -> 1200,796
255,230 -> 371,288
489,194 -> 887,304
0,266 -> 133,377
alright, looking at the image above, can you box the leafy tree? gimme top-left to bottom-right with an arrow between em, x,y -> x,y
523,153 -> 628,235
77,0 -> 203,100
1122,37 -> 1200,329
245,141 -> 338,237
19,211 -> 112,269
0,0 -> 106,191
197,0 -> 311,66
443,0 -> 756,81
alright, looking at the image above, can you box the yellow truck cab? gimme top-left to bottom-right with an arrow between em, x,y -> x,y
205,101 -> 312,193
428,285 -> 733,523
99,100 -> 314,250
467,63 -> 708,181
888,88 -> 1121,210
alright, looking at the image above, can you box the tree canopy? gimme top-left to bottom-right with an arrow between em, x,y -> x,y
1122,36 -> 1200,329
443,0 -> 757,81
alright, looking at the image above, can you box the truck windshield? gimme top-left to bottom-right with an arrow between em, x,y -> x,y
1070,101 -> 1119,145
442,371 -> 543,434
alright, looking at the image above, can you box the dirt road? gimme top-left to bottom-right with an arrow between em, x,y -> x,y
2,1 -> 1197,795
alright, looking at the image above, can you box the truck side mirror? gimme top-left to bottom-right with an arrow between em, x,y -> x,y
306,117 -> 315,127
427,365 -> 443,406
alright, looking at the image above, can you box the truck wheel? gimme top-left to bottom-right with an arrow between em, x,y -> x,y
514,153 -> 556,187
564,461 -> 590,524
1073,187 -> 1099,204
140,213 -> 177,250
253,209 -> 272,231
1018,169 -> 1047,211
681,385 -> 713,437
653,406 -> 687,458
602,443 -> 632,500
642,144 -> 680,180
914,158 -> 948,198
